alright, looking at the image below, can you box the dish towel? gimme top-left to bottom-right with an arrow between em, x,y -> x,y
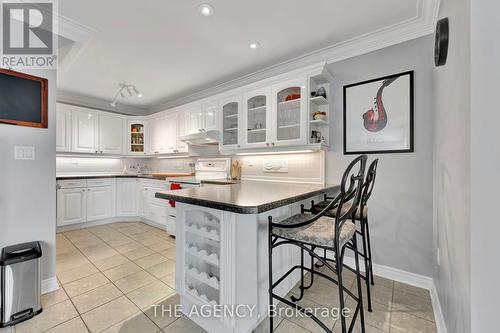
169,183 -> 182,207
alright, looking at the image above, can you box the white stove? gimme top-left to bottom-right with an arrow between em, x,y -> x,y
164,158 -> 231,236
166,158 -> 232,187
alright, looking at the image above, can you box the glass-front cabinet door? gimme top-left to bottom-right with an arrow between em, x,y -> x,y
271,78 -> 307,147
219,95 -> 242,151
243,87 -> 271,148
127,120 -> 147,155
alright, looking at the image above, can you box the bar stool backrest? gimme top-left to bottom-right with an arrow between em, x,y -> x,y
360,159 -> 379,208
328,155 -> 367,249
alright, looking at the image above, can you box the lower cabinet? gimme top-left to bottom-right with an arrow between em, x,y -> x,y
116,178 -> 139,216
87,186 -> 114,221
57,177 -> 174,231
57,188 -> 87,226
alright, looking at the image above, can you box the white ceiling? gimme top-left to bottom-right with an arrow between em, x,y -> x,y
57,0 -> 422,112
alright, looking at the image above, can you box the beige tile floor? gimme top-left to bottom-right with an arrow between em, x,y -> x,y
0,222 -> 437,333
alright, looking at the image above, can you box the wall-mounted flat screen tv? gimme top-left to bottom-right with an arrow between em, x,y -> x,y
0,68 -> 48,128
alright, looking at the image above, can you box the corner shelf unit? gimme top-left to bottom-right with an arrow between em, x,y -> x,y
308,69 -> 333,147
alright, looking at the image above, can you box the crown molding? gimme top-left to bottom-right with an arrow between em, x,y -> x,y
57,90 -> 149,116
58,0 -> 440,116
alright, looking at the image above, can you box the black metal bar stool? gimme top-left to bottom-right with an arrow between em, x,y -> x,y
268,155 -> 367,333
311,159 -> 379,312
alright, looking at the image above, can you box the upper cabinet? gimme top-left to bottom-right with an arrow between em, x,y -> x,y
187,101 -> 219,134
127,120 -> 147,155
56,104 -> 71,152
71,107 -> 99,153
176,112 -> 190,153
220,95 -> 242,151
243,87 -> 271,149
149,116 -> 177,155
202,100 -> 218,131
99,113 -> 124,155
271,78 -> 308,147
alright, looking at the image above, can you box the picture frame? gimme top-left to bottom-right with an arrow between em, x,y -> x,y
343,71 -> 414,154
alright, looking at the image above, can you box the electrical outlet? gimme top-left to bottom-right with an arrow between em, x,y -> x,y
14,146 -> 35,160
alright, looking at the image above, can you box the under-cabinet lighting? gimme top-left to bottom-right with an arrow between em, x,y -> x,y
249,41 -> 260,49
236,150 -> 313,156
157,155 -> 190,159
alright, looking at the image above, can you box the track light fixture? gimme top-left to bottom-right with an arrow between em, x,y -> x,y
110,83 -> 143,107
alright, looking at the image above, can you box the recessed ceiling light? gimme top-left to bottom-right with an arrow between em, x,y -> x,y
249,42 -> 260,49
198,3 -> 214,16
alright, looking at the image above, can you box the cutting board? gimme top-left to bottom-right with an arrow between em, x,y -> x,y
152,172 -> 195,178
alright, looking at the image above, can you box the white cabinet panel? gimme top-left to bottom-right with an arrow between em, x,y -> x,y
149,202 -> 167,225
87,186 -> 113,221
116,178 -> 139,216
99,113 -> 124,154
56,104 -> 71,152
202,101 -> 218,131
57,188 -> 87,226
188,106 -> 204,134
71,108 -> 99,153
176,112 -> 189,153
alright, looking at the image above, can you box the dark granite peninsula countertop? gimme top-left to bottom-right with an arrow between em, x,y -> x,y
155,181 -> 340,214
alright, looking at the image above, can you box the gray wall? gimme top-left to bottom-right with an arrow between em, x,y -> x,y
433,0 -> 471,332
470,0 -> 500,331
325,36 -> 435,277
0,69 -> 57,283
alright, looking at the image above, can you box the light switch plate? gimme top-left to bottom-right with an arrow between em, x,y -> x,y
263,159 -> 288,173
14,146 -> 35,160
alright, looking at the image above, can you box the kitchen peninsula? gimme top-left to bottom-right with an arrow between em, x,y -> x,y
155,181 -> 339,333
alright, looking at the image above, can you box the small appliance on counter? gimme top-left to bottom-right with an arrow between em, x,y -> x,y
1,241 -> 42,328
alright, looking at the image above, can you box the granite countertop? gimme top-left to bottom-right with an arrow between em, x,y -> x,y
155,181 -> 339,214
56,174 -> 163,180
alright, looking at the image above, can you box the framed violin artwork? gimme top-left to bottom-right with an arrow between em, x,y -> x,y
343,71 -> 414,154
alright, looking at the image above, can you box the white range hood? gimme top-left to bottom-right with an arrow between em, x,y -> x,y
179,130 -> 219,146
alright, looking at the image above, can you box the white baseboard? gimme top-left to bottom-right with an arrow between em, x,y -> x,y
41,277 -> 59,294
341,256 -> 447,333
56,216 -> 142,232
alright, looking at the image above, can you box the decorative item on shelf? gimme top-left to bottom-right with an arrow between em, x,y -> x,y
311,130 -> 322,143
316,86 -> 327,98
284,93 -> 300,102
313,111 -> 327,120
131,127 -> 138,133
311,87 -> 327,99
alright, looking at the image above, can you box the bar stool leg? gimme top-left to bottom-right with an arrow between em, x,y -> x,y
353,235 -> 366,333
365,217 -> 375,286
335,246 -> 347,333
268,221 -> 274,333
360,222 -> 372,312
291,248 -> 305,302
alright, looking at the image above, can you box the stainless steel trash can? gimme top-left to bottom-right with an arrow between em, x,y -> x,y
0,241 -> 43,327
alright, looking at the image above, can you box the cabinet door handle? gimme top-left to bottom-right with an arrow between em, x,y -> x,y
87,189 -> 91,191
266,143 -> 270,146
81,189 -> 85,192
272,142 -> 275,146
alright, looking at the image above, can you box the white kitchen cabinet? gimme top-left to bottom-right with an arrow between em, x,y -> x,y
56,104 -> 71,152
243,87 -> 272,149
219,95 -> 243,151
139,184 -> 149,218
86,185 -> 114,221
271,77 -> 308,147
116,178 -> 139,216
150,116 -> 177,155
57,188 -> 87,226
202,100 -> 218,131
176,112 -> 189,153
164,117 -> 177,153
71,107 -> 99,153
127,120 -> 147,155
99,113 -> 124,155
187,106 -> 204,135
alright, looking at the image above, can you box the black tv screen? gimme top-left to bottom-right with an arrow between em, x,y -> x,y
0,68 -> 48,128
